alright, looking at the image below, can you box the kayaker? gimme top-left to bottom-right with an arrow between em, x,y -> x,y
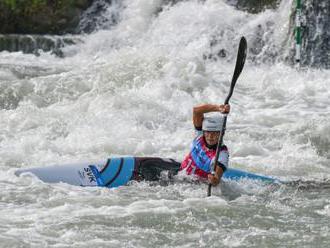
134,103 -> 230,186
179,103 -> 230,186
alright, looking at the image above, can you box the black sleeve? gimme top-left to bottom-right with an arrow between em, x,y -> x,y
217,163 -> 227,173
194,126 -> 202,131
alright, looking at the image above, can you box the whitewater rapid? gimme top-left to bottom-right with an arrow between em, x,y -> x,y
1,0 -> 330,247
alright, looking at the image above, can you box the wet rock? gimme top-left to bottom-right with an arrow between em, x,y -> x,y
227,0 -> 281,13
300,0 -> 330,68
0,34 -> 82,57
77,0 -> 118,34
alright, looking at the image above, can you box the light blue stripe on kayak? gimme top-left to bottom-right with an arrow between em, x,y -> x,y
100,157 -> 135,188
99,158 -> 120,185
108,157 -> 135,188
223,168 -> 279,183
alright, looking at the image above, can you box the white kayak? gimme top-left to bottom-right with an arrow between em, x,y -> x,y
15,156 -> 280,187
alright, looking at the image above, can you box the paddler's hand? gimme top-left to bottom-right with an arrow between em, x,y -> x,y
219,104 -> 230,114
208,173 -> 220,186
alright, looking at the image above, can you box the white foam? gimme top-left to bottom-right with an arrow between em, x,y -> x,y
1,1 -> 330,246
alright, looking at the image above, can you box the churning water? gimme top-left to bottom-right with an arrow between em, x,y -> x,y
1,0 -> 330,247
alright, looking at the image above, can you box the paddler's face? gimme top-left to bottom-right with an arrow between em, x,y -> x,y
203,131 -> 220,146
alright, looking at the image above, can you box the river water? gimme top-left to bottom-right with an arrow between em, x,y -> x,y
1,0 -> 330,247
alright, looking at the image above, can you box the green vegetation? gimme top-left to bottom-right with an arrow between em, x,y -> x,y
0,0 -> 91,34
2,0 -> 46,11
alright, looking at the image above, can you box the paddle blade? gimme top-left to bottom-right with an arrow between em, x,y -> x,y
224,36 -> 247,104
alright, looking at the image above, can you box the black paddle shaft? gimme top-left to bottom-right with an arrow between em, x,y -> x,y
207,37 -> 247,197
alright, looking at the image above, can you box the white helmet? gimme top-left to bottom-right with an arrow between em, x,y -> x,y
202,116 -> 223,132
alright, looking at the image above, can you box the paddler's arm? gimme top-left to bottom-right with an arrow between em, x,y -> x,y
208,165 -> 224,186
193,104 -> 230,128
